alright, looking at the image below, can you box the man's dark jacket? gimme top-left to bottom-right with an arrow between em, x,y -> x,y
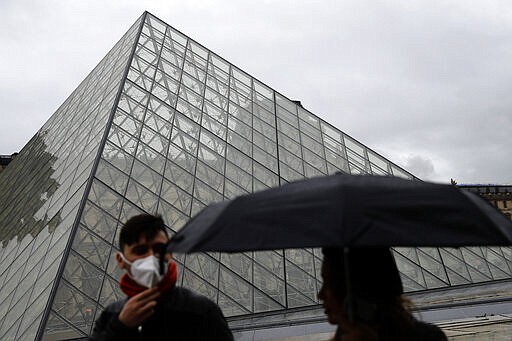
89,286 -> 233,340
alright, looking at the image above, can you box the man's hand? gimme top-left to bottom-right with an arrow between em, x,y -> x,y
118,287 -> 160,328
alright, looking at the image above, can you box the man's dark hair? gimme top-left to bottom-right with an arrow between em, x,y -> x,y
119,214 -> 168,251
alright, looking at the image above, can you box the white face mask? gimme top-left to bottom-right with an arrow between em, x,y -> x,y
120,253 -> 168,288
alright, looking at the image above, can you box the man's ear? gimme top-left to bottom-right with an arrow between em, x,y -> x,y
116,252 -> 126,270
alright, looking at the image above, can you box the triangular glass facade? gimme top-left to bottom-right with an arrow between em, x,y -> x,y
0,12 -> 510,340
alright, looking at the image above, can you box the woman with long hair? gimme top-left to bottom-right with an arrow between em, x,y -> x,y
318,247 -> 447,341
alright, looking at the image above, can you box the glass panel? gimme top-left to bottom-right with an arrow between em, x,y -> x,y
189,40 -> 208,61
95,159 -> 129,194
135,45 -> 158,65
200,129 -> 226,156
253,116 -> 276,141
157,56 -> 182,81
226,145 -> 252,173
107,124 -> 139,156
226,130 -> 251,156
72,225 -> 112,270
163,161 -> 194,193
228,116 -> 252,141
144,110 -> 172,139
276,105 -> 299,129
191,199 -> 205,218
160,178 -> 192,213
182,72 -> 205,95
275,93 -> 297,114
130,159 -> 163,193
391,165 -> 413,180
166,26 -> 188,49
195,162 -> 224,194
393,250 -> 427,291
205,87 -> 228,111
182,268 -> 217,302
223,178 -> 249,200
135,142 -> 166,173
253,131 -> 276,156
124,80 -> 149,104
167,144 -> 196,174
62,251 -> 104,300
280,162 -> 304,182
152,82 -> 177,107
439,248 -> 472,285
193,179 -> 223,205
185,253 -> 219,285
301,133 -> 324,156
146,14 -> 167,35
157,200 -> 189,232
140,126 -> 168,155
304,163 -> 326,177
219,267 -> 252,310
183,60 -> 206,84
17,284 -> 50,341
202,115 -> 227,140
368,150 -> 390,173
127,67 -> 153,91
203,100 -> 227,125
49,280 -> 97,334
206,76 -> 229,98
253,162 -> 278,188
254,250 -> 284,278
231,66 -> 251,86
253,80 -> 273,109
303,148 -> 327,173
99,275 -> 125,308
279,147 -> 303,172
197,145 -> 225,174
225,162 -> 252,192
42,311 -> 85,340
101,141 -> 134,175
208,63 -> 229,86
253,104 -> 276,127
171,128 -> 199,156
416,248 -> 449,284
253,146 -> 277,174
80,201 -> 118,243
278,132 -> 301,156
88,179 -> 123,219
148,96 -> 175,122
220,253 -> 252,280
0,314 -> 22,341
286,284 -> 316,308
228,102 -> 252,125
210,54 -> 229,73
174,112 -> 200,139
125,179 -> 159,213
112,109 -> 142,136
253,262 -> 285,307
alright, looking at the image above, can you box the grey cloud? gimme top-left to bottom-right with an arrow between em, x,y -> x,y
403,155 -> 437,181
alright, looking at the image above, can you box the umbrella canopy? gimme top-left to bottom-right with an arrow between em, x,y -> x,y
166,174 -> 512,253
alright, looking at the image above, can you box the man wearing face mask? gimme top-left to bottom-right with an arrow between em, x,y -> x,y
90,214 -> 234,340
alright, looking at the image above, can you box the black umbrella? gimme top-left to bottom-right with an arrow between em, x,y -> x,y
166,174 -> 512,253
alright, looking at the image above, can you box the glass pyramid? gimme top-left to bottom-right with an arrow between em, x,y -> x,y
0,12 -> 510,340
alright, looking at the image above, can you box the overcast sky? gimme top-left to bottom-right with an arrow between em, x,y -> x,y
1,0 -> 511,184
